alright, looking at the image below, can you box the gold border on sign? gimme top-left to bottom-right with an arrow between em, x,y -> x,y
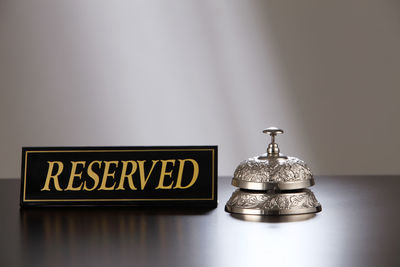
23,148 -> 215,202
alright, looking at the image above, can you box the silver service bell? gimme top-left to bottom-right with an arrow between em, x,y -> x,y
225,127 -> 322,216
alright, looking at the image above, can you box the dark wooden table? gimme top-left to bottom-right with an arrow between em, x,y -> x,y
1,176 -> 399,267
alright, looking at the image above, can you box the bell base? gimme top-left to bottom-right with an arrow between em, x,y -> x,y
225,189 -> 322,216
225,205 -> 321,216
232,178 -> 315,190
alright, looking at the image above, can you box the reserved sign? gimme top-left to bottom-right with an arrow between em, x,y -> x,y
20,146 -> 217,207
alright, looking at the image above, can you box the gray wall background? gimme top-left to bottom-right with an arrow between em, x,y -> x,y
1,0 -> 400,178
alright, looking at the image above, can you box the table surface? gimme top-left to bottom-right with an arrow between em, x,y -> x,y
1,176 -> 400,267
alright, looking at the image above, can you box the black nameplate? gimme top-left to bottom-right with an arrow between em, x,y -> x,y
20,146 -> 217,208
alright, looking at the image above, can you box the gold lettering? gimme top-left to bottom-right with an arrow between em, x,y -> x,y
116,160 -> 138,190
99,161 -> 119,190
41,161 -> 64,191
137,160 -> 159,190
83,160 -> 102,191
173,159 -> 199,189
65,161 -> 86,191
155,159 -> 175,189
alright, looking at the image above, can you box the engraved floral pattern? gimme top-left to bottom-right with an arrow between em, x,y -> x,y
226,189 -> 320,211
233,156 -> 313,183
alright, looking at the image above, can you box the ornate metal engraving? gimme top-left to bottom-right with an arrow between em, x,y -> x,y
226,189 -> 320,211
233,156 -> 313,183
225,127 -> 322,216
